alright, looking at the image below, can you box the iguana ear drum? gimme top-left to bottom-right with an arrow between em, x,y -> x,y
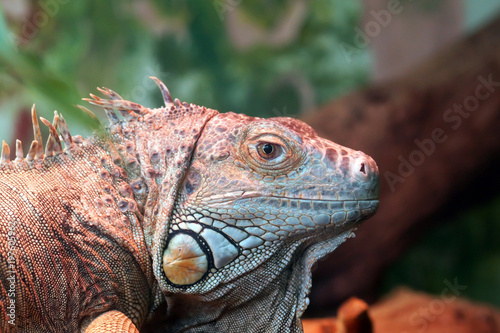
162,233 -> 208,285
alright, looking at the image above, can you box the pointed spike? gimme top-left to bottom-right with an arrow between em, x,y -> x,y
1,141 -> 10,163
15,140 -> 23,161
82,99 -> 140,118
31,104 -> 44,159
89,93 -> 102,101
75,105 -> 98,119
39,117 -> 54,157
97,87 -> 123,100
83,95 -> 104,109
52,110 -> 59,128
174,98 -> 181,107
82,97 -> 98,105
85,90 -> 149,116
27,141 -> 38,162
150,76 -> 173,105
52,111 -> 63,155
58,114 -> 74,149
40,117 -> 62,156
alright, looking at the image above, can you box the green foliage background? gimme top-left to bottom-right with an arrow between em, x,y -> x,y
0,0 -> 369,140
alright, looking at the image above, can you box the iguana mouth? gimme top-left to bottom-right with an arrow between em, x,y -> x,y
204,193 -> 379,219
203,188 -> 379,203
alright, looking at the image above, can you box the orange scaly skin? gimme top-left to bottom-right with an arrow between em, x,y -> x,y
0,78 -> 379,332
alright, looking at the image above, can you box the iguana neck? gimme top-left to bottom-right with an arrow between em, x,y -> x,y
93,105 -> 219,317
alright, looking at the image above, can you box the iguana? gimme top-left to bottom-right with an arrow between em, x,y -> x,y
0,77 -> 379,333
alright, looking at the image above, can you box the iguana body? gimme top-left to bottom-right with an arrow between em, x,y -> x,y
0,78 -> 379,332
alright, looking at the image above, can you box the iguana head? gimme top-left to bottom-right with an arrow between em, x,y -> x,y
88,78 -> 379,332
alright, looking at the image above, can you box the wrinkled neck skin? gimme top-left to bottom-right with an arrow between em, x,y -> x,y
95,105 -> 220,317
161,230 -> 353,333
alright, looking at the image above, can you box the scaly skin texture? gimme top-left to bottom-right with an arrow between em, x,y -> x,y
0,78 -> 379,332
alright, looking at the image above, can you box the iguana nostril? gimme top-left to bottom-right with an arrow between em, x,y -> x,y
351,155 -> 378,182
359,163 -> 366,175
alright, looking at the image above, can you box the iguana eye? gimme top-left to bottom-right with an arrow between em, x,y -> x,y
238,124 -> 306,174
256,142 -> 281,160
249,137 -> 287,165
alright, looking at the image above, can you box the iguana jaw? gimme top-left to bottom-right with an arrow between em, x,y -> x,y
159,210 -> 377,333
162,193 -> 379,287
157,191 -> 378,331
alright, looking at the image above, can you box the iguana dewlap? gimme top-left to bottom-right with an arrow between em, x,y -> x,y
0,78 -> 379,332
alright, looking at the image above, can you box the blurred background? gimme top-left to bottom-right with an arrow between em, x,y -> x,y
1,0 -> 500,324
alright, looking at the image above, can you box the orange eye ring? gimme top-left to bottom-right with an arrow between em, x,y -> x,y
256,142 -> 282,160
